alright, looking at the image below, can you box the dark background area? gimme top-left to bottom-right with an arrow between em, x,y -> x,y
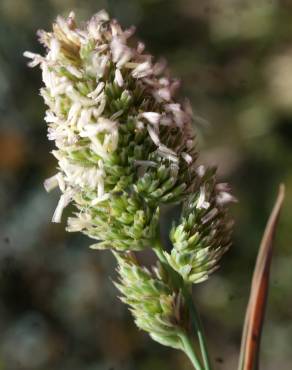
0,1 -> 292,369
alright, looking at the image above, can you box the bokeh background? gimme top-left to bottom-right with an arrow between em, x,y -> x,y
0,0 -> 292,369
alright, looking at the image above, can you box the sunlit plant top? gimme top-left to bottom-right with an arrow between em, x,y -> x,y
25,10 -> 235,370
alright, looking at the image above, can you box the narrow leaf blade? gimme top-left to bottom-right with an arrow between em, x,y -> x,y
238,184 -> 285,370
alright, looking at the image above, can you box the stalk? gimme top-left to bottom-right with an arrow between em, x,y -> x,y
179,332 -> 204,370
182,286 -> 212,370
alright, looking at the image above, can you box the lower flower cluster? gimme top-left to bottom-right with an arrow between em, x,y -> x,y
114,252 -> 187,350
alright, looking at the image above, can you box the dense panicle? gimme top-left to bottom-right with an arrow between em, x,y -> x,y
25,10 -> 199,251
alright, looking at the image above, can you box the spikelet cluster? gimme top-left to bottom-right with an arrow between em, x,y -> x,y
164,168 -> 235,284
25,10 -> 235,351
115,252 -> 187,349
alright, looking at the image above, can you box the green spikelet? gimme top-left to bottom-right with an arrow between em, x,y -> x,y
79,193 -> 160,251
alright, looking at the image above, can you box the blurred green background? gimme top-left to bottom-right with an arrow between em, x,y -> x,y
0,0 -> 291,369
